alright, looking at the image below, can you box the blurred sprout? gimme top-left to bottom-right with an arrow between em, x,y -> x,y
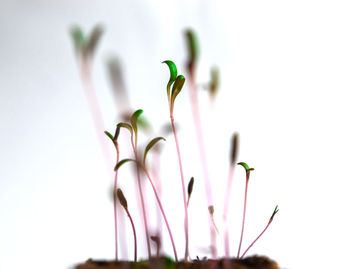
185,29 -> 199,76
209,67 -> 220,100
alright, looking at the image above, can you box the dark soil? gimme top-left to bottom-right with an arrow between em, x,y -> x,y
75,256 -> 279,269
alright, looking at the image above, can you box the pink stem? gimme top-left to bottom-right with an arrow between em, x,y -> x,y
113,143 -> 120,260
240,220 -> 272,259
152,152 -> 163,250
142,166 -> 178,262
237,177 -> 249,258
170,116 -> 189,260
133,141 -> 151,259
126,209 -> 137,262
223,165 -> 235,257
188,76 -> 217,258
80,60 -> 113,168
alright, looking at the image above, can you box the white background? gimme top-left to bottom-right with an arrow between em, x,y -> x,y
1,0 -> 350,268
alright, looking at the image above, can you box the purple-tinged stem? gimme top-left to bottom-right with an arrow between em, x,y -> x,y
132,140 -> 151,259
223,165 -> 235,258
113,143 -> 120,260
188,75 -> 217,258
125,208 -> 137,262
237,172 -> 250,258
170,115 -> 189,260
152,151 -> 163,251
80,60 -> 112,168
142,166 -> 179,262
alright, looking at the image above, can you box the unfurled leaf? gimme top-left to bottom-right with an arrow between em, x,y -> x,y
230,133 -> 239,165
70,25 -> 85,54
117,188 -> 128,209
185,29 -> 199,65
130,109 -> 143,137
117,122 -> 133,136
237,162 -> 254,172
143,137 -> 166,164
104,131 -> 115,144
114,158 -> 135,171
209,67 -> 220,99
170,75 -> 185,111
85,24 -> 104,57
163,60 -> 178,98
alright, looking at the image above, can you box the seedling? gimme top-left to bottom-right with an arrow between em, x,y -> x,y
163,61 -> 189,260
236,162 -> 255,258
116,188 -> 137,262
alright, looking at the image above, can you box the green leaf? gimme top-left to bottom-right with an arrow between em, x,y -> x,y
230,133 -> 239,164
104,131 -> 115,144
138,115 -> 152,133
70,25 -> 85,54
170,75 -> 185,111
143,137 -> 166,164
163,60 -> 178,98
117,122 -> 133,136
116,188 -> 128,209
185,29 -> 199,64
114,158 -> 135,171
209,67 -> 220,99
130,109 -> 144,137
85,24 -> 104,57
237,162 -> 254,172
270,205 -> 279,221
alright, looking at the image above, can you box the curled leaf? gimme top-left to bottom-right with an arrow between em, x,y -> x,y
170,75 -> 185,111
237,162 -> 254,172
114,158 -> 135,171
143,137 -> 166,164
117,122 -> 133,136
163,60 -> 178,99
117,188 -> 128,209
130,109 -> 144,137
114,125 -> 121,140
230,133 -> 239,165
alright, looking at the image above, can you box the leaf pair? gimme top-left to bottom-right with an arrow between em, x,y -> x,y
70,24 -> 104,59
163,61 -> 186,114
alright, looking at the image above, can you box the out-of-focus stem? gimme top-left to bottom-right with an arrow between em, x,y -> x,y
223,165 -> 235,258
142,166 -> 178,262
237,176 -> 249,258
80,60 -> 113,168
152,151 -> 163,251
170,115 -> 189,260
188,74 -> 217,258
132,140 -> 151,259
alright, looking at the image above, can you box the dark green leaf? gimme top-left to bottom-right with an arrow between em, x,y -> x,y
230,133 -> 239,164
187,177 -> 194,197
130,109 -> 144,137
185,29 -> 199,64
114,158 -> 135,171
237,162 -> 254,172
163,60 -> 178,98
143,137 -> 166,164
85,24 -> 104,57
117,122 -> 133,136
116,188 -> 128,209
270,205 -> 279,221
170,75 -> 185,111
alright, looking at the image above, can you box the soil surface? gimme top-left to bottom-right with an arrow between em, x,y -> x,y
75,256 -> 279,269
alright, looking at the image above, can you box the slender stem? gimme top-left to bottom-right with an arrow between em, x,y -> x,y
125,209 -> 137,262
170,115 -> 189,260
113,143 -> 120,260
188,75 -> 217,258
80,59 -> 113,168
133,140 -> 151,259
152,151 -> 163,251
223,165 -> 235,258
142,166 -> 179,262
237,177 -> 249,258
240,220 -> 272,259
